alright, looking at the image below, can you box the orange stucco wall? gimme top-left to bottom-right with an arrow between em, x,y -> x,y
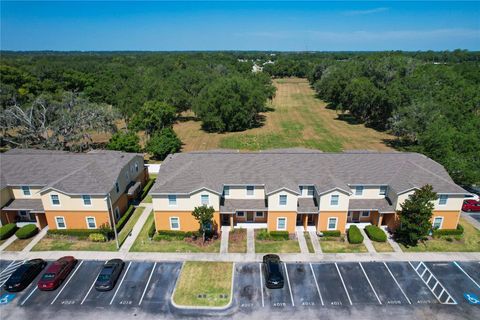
154,211 -> 220,232
112,194 -> 129,219
318,211 -> 348,233
432,210 -> 461,229
267,211 -> 297,233
45,211 -> 111,229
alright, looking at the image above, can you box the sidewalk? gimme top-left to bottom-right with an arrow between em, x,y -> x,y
295,229 -> 309,254
308,231 -> 322,253
220,226 -> 230,253
0,235 -> 18,252
359,228 -> 376,253
381,226 -> 403,253
119,204 -> 152,253
22,226 -> 48,252
247,229 -> 255,254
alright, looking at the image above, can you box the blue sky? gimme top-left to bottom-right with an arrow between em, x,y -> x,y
1,1 -> 479,51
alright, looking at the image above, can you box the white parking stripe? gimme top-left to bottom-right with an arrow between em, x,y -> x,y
359,262 -> 382,305
283,263 -> 295,307
50,260 -> 84,305
20,286 -> 38,306
138,262 -> 156,306
81,275 -> 97,305
383,262 -> 411,304
309,263 -> 324,306
258,263 -> 265,307
109,261 -> 132,305
335,263 -> 352,305
453,261 -> 480,289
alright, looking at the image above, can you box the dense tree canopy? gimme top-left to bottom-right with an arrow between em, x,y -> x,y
106,131 -> 141,153
129,101 -> 177,136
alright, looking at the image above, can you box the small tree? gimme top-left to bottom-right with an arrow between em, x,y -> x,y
191,206 -> 215,243
106,131 -> 141,153
145,128 -> 181,160
394,184 -> 438,246
129,101 -> 177,136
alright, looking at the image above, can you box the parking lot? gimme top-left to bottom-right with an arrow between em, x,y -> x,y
0,259 -> 479,318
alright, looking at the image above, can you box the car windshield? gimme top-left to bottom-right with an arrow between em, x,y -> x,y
97,274 -> 111,282
268,261 -> 280,274
41,273 -> 56,280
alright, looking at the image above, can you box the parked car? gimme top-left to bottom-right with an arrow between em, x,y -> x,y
463,199 -> 480,212
3,259 -> 47,292
262,254 -> 284,289
37,256 -> 77,291
94,259 -> 125,291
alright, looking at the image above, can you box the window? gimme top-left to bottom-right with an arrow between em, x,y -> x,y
135,162 -> 139,172
300,186 -> 314,196
279,194 -> 287,206
224,186 -> 230,196
86,217 -> 96,229
170,217 -> 180,230
439,195 -> 448,206
379,186 -> 388,196
277,217 -> 287,231
115,182 -> 120,193
51,194 -> 60,206
201,194 -> 209,206
114,207 -> 120,220
236,211 -> 245,217
82,195 -> 91,206
327,217 -> 338,230
355,186 -> 364,196
330,195 -> 339,206
55,216 -> 66,229
361,211 -> 370,217
255,211 -> 264,218
246,186 -> 254,196
433,217 -> 443,229
168,195 -> 177,206
21,186 -> 31,197
307,186 -> 314,197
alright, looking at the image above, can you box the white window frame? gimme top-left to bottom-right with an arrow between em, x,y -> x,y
433,216 -> 444,229
361,211 -> 370,217
82,195 -> 92,206
439,195 -> 448,206
201,194 -> 209,206
169,217 -> 180,230
168,195 -> 177,206
327,217 -> 338,230
307,186 -> 314,197
279,194 -> 287,206
21,186 -> 31,197
224,186 -> 230,197
135,162 -> 139,172
355,186 -> 364,196
55,216 -> 66,229
277,217 -> 287,231
379,186 -> 388,196
85,216 -> 96,229
50,194 -> 60,206
330,194 -> 339,206
236,211 -> 245,217
255,211 -> 264,218
246,185 -> 254,196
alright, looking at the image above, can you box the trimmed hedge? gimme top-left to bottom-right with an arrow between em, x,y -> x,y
115,205 -> 135,232
347,225 -> 364,244
148,221 -> 156,239
320,230 -> 341,237
141,178 -> 155,200
433,224 -> 464,237
48,227 -> 113,239
0,223 -> 18,240
88,233 -> 106,242
256,229 -> 290,241
15,224 -> 39,239
154,230 -> 197,241
364,225 -> 387,242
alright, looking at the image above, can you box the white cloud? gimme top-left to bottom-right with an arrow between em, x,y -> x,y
343,7 -> 389,16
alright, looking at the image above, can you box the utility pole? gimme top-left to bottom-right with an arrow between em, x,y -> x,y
107,193 -> 119,250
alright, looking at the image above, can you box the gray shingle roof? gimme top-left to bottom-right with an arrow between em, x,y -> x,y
0,149 -> 141,194
348,198 -> 395,213
297,197 -> 319,213
220,199 -> 268,213
2,199 -> 45,212
151,149 -> 467,196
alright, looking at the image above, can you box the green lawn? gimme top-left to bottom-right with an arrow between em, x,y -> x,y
142,195 -> 152,203
371,241 -> 394,252
228,228 -> 247,253
400,218 -> 480,252
173,262 -> 233,307
255,239 -> 301,253
130,212 -> 155,252
320,238 -> 368,253
118,206 -> 145,246
32,235 -> 117,251
304,232 -> 315,253
4,237 -> 35,251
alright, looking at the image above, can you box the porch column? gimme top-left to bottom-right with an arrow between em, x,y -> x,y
229,215 -> 234,228
303,214 -> 308,230
378,213 -> 383,226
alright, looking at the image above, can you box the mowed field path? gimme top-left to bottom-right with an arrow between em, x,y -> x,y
174,77 -> 393,152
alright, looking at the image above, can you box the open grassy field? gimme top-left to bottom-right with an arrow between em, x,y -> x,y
174,78 -> 393,152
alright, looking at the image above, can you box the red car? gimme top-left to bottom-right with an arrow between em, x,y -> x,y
37,256 -> 78,291
462,200 -> 480,212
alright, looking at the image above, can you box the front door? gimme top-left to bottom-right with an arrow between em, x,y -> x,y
246,211 -> 254,222
352,211 -> 360,223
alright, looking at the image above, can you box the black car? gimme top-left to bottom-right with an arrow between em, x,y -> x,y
262,254 -> 284,289
4,259 -> 47,292
94,259 -> 125,291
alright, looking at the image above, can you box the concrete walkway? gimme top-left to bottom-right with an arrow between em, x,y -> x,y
0,235 -> 18,252
295,229 -> 309,254
22,226 -> 49,252
247,228 -> 255,254
309,231 -> 322,253
120,204 -> 152,253
359,228 -> 376,253
220,226 -> 230,254
381,226 -> 403,253
462,212 -> 480,230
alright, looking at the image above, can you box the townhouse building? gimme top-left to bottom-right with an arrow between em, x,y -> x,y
151,149 -> 468,234
0,149 -> 148,230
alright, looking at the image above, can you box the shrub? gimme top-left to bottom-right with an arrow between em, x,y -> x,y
347,225 -> 364,244
256,229 -> 271,240
148,220 -> 156,239
153,230 -> 197,241
141,179 -> 155,200
115,205 -> 135,232
320,230 -> 341,237
0,223 -> 18,240
364,225 -> 387,242
256,229 -> 289,241
48,226 -> 113,239
432,224 -> 464,237
15,224 -> 39,239
88,233 -> 106,242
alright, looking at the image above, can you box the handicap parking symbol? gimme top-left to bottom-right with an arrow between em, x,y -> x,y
463,293 -> 480,305
0,293 -> 16,305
